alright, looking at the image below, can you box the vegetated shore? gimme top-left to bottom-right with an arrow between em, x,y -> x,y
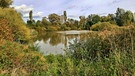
1,25 -> 135,75
0,5 -> 135,75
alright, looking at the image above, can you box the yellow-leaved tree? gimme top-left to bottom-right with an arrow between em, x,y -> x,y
0,7 -> 30,42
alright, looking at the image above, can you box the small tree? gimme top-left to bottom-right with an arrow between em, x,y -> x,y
0,0 -> 13,8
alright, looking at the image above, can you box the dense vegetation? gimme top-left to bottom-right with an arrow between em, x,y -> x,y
0,8 -> 30,42
0,0 -> 135,75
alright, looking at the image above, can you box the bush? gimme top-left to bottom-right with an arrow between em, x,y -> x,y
68,33 -> 111,60
0,40 -> 47,75
13,24 -> 30,41
91,22 -> 118,31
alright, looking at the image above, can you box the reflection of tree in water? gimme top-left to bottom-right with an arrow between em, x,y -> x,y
42,32 -> 53,43
66,34 -> 79,40
33,31 -> 63,46
41,31 -> 62,45
49,33 -> 62,46
34,31 -> 90,47
66,33 -> 91,42
80,33 -> 91,41
33,31 -> 54,43
32,31 -> 47,42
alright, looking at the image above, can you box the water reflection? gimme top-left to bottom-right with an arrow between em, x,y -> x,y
34,30 -> 90,55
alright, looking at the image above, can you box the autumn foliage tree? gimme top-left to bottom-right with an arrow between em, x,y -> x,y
0,0 -> 12,8
0,8 -> 30,42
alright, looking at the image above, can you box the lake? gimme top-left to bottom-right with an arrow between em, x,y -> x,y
34,30 -> 91,55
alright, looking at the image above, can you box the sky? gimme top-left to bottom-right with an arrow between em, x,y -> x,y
12,0 -> 135,20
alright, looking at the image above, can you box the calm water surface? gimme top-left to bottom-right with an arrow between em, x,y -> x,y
34,30 -> 90,55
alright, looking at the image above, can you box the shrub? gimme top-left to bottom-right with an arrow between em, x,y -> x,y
68,33 -> 111,60
0,40 -> 48,75
91,22 -> 118,31
13,24 -> 30,41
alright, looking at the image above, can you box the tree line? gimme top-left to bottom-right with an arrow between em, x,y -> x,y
0,0 -> 134,31
27,8 -> 135,31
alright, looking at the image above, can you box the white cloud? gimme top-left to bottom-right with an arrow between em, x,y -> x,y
23,12 -> 43,18
14,4 -> 43,18
13,0 -> 135,20
14,4 -> 33,13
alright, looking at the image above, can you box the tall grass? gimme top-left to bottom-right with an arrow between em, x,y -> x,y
67,25 -> 135,75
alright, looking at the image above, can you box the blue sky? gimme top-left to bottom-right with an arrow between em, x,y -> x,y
13,0 -> 135,20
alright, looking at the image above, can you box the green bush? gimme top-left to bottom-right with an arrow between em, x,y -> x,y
68,34 -> 111,60
91,22 -> 118,31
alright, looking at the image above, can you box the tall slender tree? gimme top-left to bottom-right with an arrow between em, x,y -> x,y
79,16 -> 86,29
29,10 -> 33,21
64,11 -> 67,22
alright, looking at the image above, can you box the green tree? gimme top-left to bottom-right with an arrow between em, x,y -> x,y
115,8 -> 134,26
36,20 -> 44,27
92,15 -> 101,24
66,18 -> 78,30
64,11 -> 67,22
79,16 -> 86,29
86,14 -> 101,30
101,14 -> 116,24
27,10 -> 36,26
0,0 -> 12,8
48,13 -> 60,25
115,8 -> 125,26
42,17 -> 51,26
122,11 -> 134,25
29,10 -> 33,21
